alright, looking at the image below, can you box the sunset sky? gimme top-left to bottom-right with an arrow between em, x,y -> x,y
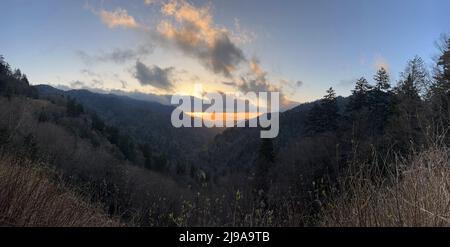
1,0 -> 449,104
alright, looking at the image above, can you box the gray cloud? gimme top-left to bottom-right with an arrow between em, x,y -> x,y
70,80 -> 86,88
119,80 -> 128,89
76,51 -> 94,65
134,61 -> 175,90
77,45 -> 153,65
227,58 -> 300,110
296,80 -> 304,87
237,77 -> 273,92
91,79 -> 104,88
222,81 -> 237,86
81,69 -> 100,77
204,33 -> 246,77
235,59 -> 276,93
112,73 -> 129,89
156,1 -> 246,78
69,79 -> 104,89
156,27 -> 245,78
98,46 -> 153,64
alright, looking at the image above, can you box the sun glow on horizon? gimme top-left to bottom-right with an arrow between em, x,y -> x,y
185,111 -> 262,123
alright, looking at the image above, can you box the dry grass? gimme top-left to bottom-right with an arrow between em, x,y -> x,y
321,146 -> 450,227
0,155 -> 120,227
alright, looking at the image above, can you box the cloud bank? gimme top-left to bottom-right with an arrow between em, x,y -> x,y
156,0 -> 246,78
77,46 -> 153,65
86,0 -> 301,106
134,61 -> 175,90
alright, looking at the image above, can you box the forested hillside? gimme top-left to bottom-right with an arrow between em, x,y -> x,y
0,36 -> 449,226
37,85 -> 221,176
198,38 -> 450,226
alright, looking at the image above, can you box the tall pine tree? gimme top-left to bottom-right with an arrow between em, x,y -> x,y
347,77 -> 371,112
307,87 -> 340,133
373,67 -> 391,92
430,38 -> 450,143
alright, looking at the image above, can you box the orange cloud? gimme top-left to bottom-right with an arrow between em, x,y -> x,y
156,0 -> 245,77
161,0 -> 217,45
186,111 -> 262,123
249,58 -> 266,78
99,8 -> 139,29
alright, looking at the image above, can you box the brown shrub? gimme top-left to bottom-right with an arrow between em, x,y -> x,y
321,146 -> 450,227
0,155 -> 120,227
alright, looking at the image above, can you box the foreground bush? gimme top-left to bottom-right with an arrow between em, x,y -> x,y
321,146 -> 450,227
0,155 -> 119,227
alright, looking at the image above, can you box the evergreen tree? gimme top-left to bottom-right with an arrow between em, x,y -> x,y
430,38 -> 450,143
347,77 -> 371,112
398,74 -> 421,101
388,62 -> 424,152
352,77 -> 371,96
253,138 -> 275,209
400,56 -> 430,98
345,77 -> 373,141
0,55 -> 11,76
373,67 -> 391,92
397,56 -> 427,100
307,87 -> 340,133
0,55 -> 5,75
324,87 -> 336,102
366,69 -> 394,136
12,69 -> 22,80
437,39 -> 450,81
20,74 -> 30,85
322,87 -> 339,131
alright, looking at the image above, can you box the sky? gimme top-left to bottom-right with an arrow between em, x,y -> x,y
1,0 -> 449,104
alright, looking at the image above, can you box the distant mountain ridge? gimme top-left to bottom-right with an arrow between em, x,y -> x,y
36,85 -> 222,167
37,84 -> 341,174
49,84 -> 300,111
